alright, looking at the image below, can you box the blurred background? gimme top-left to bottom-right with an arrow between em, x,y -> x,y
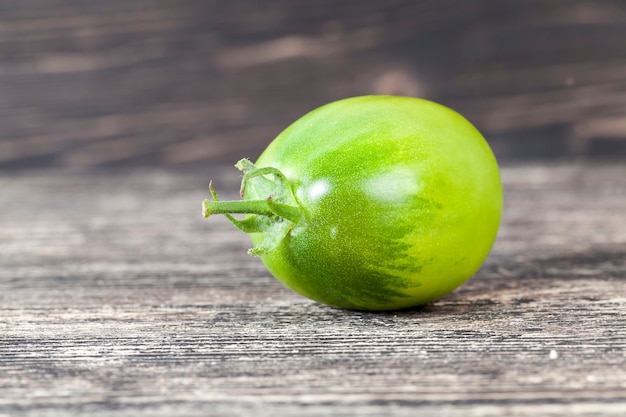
1,0 -> 626,172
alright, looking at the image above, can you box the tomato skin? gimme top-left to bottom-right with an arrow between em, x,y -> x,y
242,96 -> 502,311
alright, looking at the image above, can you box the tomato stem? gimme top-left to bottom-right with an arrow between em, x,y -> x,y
202,198 -> 302,224
202,199 -> 274,218
203,161 -> 302,255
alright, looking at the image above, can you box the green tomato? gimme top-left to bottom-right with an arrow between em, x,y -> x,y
203,96 -> 502,311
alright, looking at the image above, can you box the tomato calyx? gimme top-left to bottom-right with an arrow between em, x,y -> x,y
202,159 -> 302,256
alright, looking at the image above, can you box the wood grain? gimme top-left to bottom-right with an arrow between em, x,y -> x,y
1,162 -> 625,416
1,0 -> 626,170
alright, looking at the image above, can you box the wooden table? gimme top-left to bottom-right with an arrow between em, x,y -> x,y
1,162 -> 625,416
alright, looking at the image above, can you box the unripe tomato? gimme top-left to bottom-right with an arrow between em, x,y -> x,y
204,96 -> 502,311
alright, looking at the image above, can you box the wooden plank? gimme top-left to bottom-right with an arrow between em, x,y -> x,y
1,1 -> 626,170
0,162 -> 625,416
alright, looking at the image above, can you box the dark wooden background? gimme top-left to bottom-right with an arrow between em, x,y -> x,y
1,0 -> 626,171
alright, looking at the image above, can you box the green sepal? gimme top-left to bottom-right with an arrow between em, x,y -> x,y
224,213 -> 271,234
266,197 -> 302,224
247,220 -> 292,256
203,160 -> 303,257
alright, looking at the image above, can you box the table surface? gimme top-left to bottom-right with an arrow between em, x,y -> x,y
1,162 -> 625,416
